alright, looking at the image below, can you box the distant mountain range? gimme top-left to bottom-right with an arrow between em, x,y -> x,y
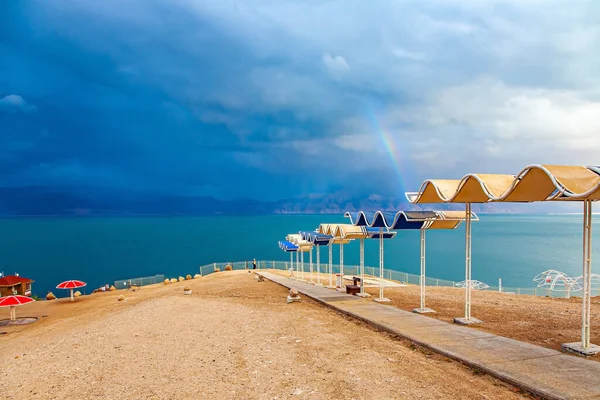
0,186 -> 579,216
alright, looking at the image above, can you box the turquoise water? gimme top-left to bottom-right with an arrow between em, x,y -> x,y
0,214 -> 597,297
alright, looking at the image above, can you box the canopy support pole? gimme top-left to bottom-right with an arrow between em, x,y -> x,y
300,251 -> 304,282
328,243 -> 334,288
316,245 -> 321,286
290,252 -> 294,279
309,247 -> 314,284
357,238 -> 369,297
10,305 -> 15,321
338,242 -> 345,291
296,252 -> 299,281
454,203 -> 480,324
414,228 -> 434,313
563,200 -> 600,355
70,288 -> 74,302
374,228 -> 390,302
584,200 -> 592,347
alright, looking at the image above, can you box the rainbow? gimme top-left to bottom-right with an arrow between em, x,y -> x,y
367,107 -> 413,198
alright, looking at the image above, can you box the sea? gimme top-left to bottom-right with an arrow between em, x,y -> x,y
0,214 -> 597,297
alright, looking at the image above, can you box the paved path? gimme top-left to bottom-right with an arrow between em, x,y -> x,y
259,271 -> 600,400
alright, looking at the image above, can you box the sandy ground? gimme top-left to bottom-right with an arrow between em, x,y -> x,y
276,270 -> 600,360
362,283 -> 600,361
0,271 -> 529,400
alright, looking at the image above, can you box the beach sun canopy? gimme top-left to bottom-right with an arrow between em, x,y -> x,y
299,231 -> 333,245
405,164 -> 600,204
315,223 -> 395,240
316,224 -> 351,244
0,295 -> 35,321
285,234 -> 313,251
345,209 -> 477,311
286,233 -> 313,281
278,240 -> 298,252
321,221 -> 397,300
57,280 -> 87,302
405,163 -> 600,354
345,210 -> 478,230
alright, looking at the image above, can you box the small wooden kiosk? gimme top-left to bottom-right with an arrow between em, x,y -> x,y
0,275 -> 34,297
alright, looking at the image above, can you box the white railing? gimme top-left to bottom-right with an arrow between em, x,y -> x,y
197,260 -> 598,298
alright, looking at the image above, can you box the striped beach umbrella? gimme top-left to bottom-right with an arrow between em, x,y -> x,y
56,280 -> 87,302
0,295 -> 35,321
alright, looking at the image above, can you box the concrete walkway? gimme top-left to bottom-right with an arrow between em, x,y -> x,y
259,271 -> 600,400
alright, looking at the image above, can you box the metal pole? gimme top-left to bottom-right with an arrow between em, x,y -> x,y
300,251 -> 304,281
309,247 -> 314,283
373,228 -> 389,302
587,201 -> 593,347
360,238 -> 365,295
290,252 -> 294,278
498,278 -> 502,292
420,229 -> 426,310
317,245 -> 321,285
329,243 -> 333,288
582,200 -> 592,348
296,251 -> 299,280
465,202 -> 472,320
339,242 -> 345,290
380,228 -> 384,300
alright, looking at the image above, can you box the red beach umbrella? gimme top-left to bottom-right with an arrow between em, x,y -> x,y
56,280 -> 87,302
0,295 -> 35,321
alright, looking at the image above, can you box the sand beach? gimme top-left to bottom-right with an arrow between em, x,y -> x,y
0,270 -> 529,399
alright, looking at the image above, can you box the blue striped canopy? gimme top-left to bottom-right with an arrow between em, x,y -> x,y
345,210 -> 478,230
344,211 -> 433,229
278,240 -> 299,252
299,231 -> 333,245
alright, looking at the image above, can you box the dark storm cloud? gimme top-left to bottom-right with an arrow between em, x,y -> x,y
0,0 -> 599,200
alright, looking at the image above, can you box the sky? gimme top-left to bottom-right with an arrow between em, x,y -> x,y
1,0 -> 599,201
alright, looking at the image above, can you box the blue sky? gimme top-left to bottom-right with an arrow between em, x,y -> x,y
1,0 -> 599,200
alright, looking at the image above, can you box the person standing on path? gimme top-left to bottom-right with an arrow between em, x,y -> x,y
252,259 -> 257,269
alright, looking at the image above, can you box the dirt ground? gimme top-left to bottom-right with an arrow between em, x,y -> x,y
296,275 -> 597,362
0,271 -> 530,400
359,284 -> 600,361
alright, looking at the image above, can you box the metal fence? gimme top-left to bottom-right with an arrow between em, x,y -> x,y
197,260 -> 600,299
114,274 -> 165,289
